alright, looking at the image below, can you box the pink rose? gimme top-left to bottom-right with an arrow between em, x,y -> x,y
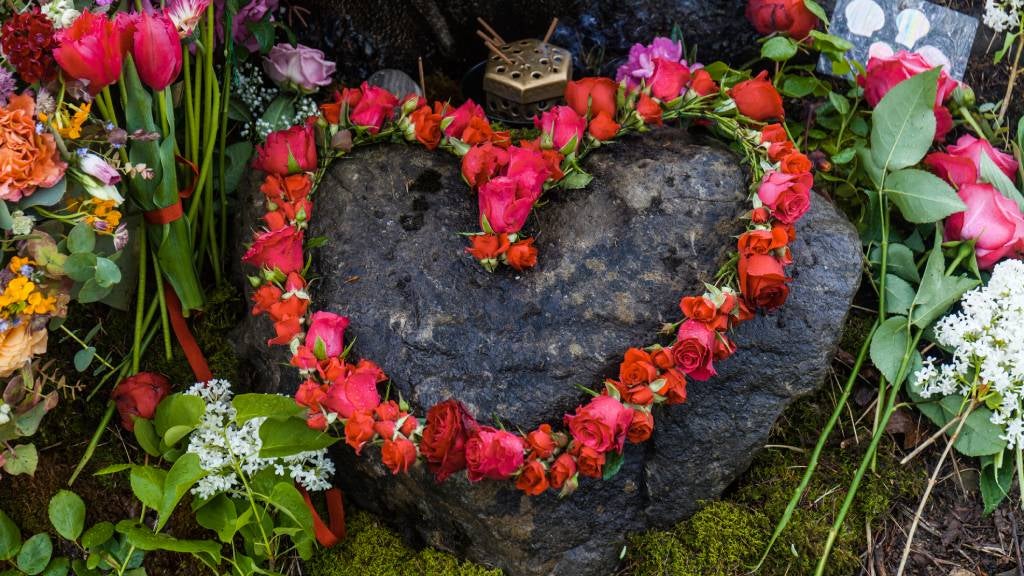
563,395 -> 634,454
756,170 -> 813,225
946,134 -> 1019,181
263,43 -> 336,94
253,122 -> 317,175
534,105 -> 587,153
322,371 -> 380,419
349,82 -> 398,133
857,48 -> 958,141
443,99 -> 486,140
648,57 -> 691,101
465,426 -> 525,482
673,319 -> 717,381
924,152 -> 979,188
945,183 -> 1024,269
478,176 -> 542,234
243,225 -> 304,274
505,146 -> 550,194
305,311 -> 349,358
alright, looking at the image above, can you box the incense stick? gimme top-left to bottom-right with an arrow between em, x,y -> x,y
476,17 -> 506,45
484,40 -> 515,66
542,17 -> 559,44
417,57 -> 426,99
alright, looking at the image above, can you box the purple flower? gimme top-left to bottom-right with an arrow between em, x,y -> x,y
0,68 -> 15,107
216,0 -> 278,53
79,152 -> 121,185
263,43 -> 335,94
615,36 -> 683,89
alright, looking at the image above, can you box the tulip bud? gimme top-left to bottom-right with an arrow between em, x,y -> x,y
131,11 -> 183,91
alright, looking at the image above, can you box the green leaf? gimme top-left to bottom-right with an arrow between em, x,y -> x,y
18,178 -> 67,209
831,148 -> 856,165
67,223 -> 96,255
858,146 -> 883,190
0,508 -> 21,560
810,31 -> 852,53
116,521 -> 221,565
232,394 -> 305,424
129,466 -> 166,511
980,453 -> 1014,515
888,243 -> 921,284
77,279 -> 111,304
911,229 -> 980,329
828,91 -> 851,115
194,495 -> 238,543
16,533 -> 52,575
153,394 -> 205,438
81,522 -> 115,550
885,274 -> 916,317
246,20 -> 276,54
0,201 -> 13,230
40,557 -> 69,576
781,76 -> 818,98
93,463 -> 131,476
48,490 -> 86,541
156,453 -> 206,532
2,444 -> 38,476
222,141 -> 254,196
979,151 -> 1024,211
258,417 -> 338,458
761,36 -> 798,62
870,68 -> 940,172
884,168 -> 965,223
602,451 -> 625,480
132,419 -> 162,458
73,348 -> 95,372
941,398 -> 1007,456
870,316 -> 910,384
14,402 -> 47,437
560,170 -> 593,190
260,95 -> 295,133
269,483 -> 314,535
93,258 -> 122,288
63,253 -> 97,283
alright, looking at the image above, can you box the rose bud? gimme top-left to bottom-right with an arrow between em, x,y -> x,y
729,71 -> 784,121
746,0 -> 819,40
111,372 -> 172,431
344,410 -> 376,454
465,426 -> 526,482
381,438 -> 417,475
549,453 -> 577,490
526,423 -> 557,460
627,409 -> 654,444
515,460 -> 550,496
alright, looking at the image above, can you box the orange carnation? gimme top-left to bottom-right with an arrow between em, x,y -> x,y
0,94 -> 67,201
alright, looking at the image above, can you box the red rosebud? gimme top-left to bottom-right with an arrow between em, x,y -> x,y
739,253 -> 791,310
673,320 -> 717,381
587,111 -> 620,141
515,460 -> 550,495
636,93 -> 663,126
619,348 -> 659,386
565,77 -> 618,119
730,71 -> 784,121
344,410 -> 376,454
461,142 -> 510,189
505,238 -> 538,271
564,395 -> 633,454
760,124 -> 789,144
575,445 -> 605,478
657,368 -> 688,405
690,69 -> 718,96
411,104 -> 443,150
420,399 -> 477,482
111,372 -> 172,431
465,426 -> 525,482
381,438 -> 417,475
253,122 -> 318,176
746,0 -> 820,40
649,57 -> 691,101
549,453 -> 577,489
780,151 -> 812,175
251,283 -> 282,316
305,311 -> 349,359
243,225 -> 305,274
757,170 -> 813,225
627,409 -> 654,444
466,233 -> 511,262
526,423 -> 556,460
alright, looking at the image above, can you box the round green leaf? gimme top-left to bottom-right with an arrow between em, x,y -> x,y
81,522 -> 114,550
41,556 -> 69,576
63,253 -> 97,283
761,36 -> 798,62
93,257 -> 122,288
48,490 -> 86,542
67,223 -> 96,255
870,316 -> 910,385
73,347 -> 95,372
0,507 -> 22,560
16,533 -> 52,575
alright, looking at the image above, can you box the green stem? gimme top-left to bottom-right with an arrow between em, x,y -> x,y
813,328 -> 924,576
68,402 -> 115,486
998,32 -> 1024,127
752,319 -> 879,571
151,246 -> 173,361
132,230 -> 148,374
59,325 -> 116,370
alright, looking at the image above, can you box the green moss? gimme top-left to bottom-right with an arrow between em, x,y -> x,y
307,512 -> 502,576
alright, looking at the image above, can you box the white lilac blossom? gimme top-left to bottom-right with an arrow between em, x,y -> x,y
985,0 -> 1024,33
184,379 -> 334,500
914,259 -> 1024,446
40,0 -> 80,28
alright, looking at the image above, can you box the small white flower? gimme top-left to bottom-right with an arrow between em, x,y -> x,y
10,211 -> 35,236
40,0 -> 80,28
0,402 -> 11,426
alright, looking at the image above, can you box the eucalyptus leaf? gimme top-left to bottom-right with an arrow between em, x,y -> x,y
67,223 -> 96,255
73,347 -> 95,372
18,178 -> 67,209
2,444 -> 38,477
77,279 -> 111,304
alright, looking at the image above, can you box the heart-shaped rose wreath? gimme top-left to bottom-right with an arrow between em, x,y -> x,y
242,37 -> 813,497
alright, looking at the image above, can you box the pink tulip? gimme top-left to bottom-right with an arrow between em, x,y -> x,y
54,11 -> 131,95
131,11 -> 182,91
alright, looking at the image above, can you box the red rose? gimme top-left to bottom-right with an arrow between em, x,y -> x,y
399,415 -> 418,437
515,460 -> 550,495
535,105 -> 587,153
420,399 -> 476,482
730,71 -> 784,121
111,372 -> 172,431
295,380 -> 327,409
462,116 -> 510,147
780,151 -> 811,175
526,423 -> 556,460
269,318 -> 302,346
618,381 -> 654,406
564,395 -> 634,454
760,124 -> 788,144
636,93 -> 663,125
410,104 -> 443,150
350,82 -> 398,133
690,69 -> 718,96
322,371 -> 381,419
466,233 -> 511,262
381,438 -> 417,475
251,284 -> 282,316
588,111 -> 620,141
443,99 -> 487,140
565,77 -> 618,119
345,410 -> 376,455
478,176 -> 542,235
746,0 -> 819,40
945,183 -> 1024,269
857,48 -> 958,141
462,142 -> 510,189
375,400 -> 401,421
261,173 -> 313,207
627,409 -> 654,444
619,348 -> 659,386
305,311 -> 349,358
465,426 -> 525,482
549,453 -> 577,489
737,226 -> 790,257
254,122 -> 317,175
923,152 -> 978,188
657,368 -> 688,405
649,57 -> 691,101
505,238 -> 538,271
267,293 -> 307,324
575,445 -> 605,478
243,225 -> 305,274
679,296 -> 717,324
757,170 -> 813,225
673,320 -> 717,381
739,253 -> 791,309
651,347 -> 674,370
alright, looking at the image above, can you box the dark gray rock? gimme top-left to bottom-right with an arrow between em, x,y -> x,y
235,128 -> 861,576
293,0 -> 760,84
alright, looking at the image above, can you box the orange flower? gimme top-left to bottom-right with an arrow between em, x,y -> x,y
0,94 -> 67,201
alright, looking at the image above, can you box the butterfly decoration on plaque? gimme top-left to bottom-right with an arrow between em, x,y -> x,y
821,0 -> 978,81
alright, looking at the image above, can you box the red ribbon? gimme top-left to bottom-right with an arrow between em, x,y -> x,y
299,485 -> 346,546
164,284 -> 213,383
143,201 -> 184,225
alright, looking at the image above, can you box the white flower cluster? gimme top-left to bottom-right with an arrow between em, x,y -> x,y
40,0 -> 80,28
235,61 -> 323,140
184,379 -> 335,500
985,0 -> 1024,33
0,402 -> 11,426
914,259 -> 1024,447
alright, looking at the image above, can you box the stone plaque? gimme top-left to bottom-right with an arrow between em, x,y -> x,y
821,0 -> 978,80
